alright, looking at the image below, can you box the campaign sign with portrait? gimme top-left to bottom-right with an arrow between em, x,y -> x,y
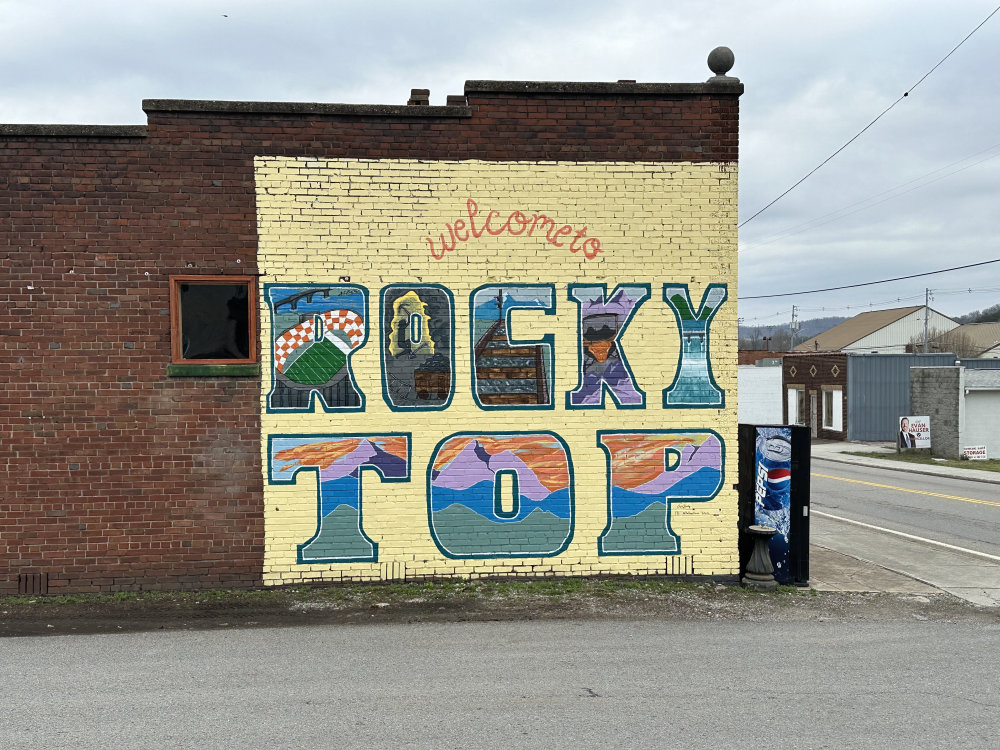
898,415 -> 930,449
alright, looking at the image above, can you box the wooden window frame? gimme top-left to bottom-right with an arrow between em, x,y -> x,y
169,275 -> 258,366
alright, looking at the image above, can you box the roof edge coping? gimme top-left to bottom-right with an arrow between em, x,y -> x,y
463,80 -> 744,95
142,100 -> 472,117
0,124 -> 147,137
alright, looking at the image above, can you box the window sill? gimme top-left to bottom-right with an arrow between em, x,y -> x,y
167,363 -> 260,377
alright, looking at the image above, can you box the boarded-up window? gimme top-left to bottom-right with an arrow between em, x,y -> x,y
170,276 -> 257,364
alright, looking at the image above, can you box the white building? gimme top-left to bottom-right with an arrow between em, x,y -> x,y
793,306 -> 958,354
911,366 -> 1000,459
737,363 -> 783,424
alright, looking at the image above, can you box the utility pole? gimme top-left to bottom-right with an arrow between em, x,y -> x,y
923,288 -> 930,353
790,305 -> 799,350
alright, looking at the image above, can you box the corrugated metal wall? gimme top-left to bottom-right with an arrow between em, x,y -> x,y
960,358 -> 1000,369
847,353 -> 956,440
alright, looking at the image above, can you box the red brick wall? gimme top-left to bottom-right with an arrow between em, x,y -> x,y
0,82 -> 741,593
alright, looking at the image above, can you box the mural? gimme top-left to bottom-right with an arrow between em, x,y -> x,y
381,285 -> 454,409
470,285 -> 555,409
753,426 -> 792,583
270,435 -> 410,563
428,433 -> 573,557
662,284 -> 727,408
598,431 -> 723,555
267,284 -> 367,412
567,284 -> 649,408
256,159 -> 739,584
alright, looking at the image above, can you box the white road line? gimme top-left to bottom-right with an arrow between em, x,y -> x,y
813,510 -> 1000,563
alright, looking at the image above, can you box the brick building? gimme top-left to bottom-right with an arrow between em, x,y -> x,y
1,52 -> 742,594
782,353 -> 849,440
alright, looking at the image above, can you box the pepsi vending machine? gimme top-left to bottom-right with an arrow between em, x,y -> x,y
738,424 -> 810,586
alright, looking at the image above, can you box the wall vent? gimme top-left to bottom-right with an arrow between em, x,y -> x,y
17,573 -> 49,595
381,561 -> 406,580
665,556 -> 693,576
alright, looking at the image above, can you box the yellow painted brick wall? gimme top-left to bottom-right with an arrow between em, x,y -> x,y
256,158 -> 738,585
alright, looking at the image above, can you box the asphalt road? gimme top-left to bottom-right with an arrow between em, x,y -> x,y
3,618 -> 999,749
811,458 -> 1000,556
810,458 -> 1000,605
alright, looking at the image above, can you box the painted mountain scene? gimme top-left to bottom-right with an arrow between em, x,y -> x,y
429,434 -> 572,558
598,432 -> 723,555
271,436 -> 408,562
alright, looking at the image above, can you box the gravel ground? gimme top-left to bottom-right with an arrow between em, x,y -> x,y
3,581 -> 997,638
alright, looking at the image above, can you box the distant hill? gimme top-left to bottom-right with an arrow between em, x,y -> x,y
957,303 -> 1000,324
739,316 -> 847,351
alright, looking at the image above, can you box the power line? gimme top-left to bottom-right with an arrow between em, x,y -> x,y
740,310 -> 789,325
795,292 -> 927,314
743,287 -> 1000,326
741,258 -> 1000,300
933,285 -> 1000,296
789,287 -> 1000,313
739,4 -> 1000,229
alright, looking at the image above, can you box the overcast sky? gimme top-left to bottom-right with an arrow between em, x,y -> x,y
3,0 -> 998,327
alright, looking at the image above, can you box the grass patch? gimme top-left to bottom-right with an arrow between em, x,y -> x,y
846,451 -> 1000,472
1,587 -> 292,608
2,576 -> 742,610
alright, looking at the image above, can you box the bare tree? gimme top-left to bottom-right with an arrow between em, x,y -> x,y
913,328 -> 981,358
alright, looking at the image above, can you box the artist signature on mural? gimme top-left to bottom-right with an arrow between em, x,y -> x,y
427,198 -> 604,260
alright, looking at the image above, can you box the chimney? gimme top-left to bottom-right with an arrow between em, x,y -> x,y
407,88 -> 430,106
446,94 -> 467,106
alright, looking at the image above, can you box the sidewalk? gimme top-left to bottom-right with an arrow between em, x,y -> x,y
810,440 -> 1000,485
808,546 -> 941,596
806,440 -> 1000,605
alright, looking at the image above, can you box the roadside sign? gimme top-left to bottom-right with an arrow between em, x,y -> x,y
962,445 -> 988,461
899,415 -> 930,449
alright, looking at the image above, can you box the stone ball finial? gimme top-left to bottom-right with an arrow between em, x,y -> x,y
707,46 -> 735,78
